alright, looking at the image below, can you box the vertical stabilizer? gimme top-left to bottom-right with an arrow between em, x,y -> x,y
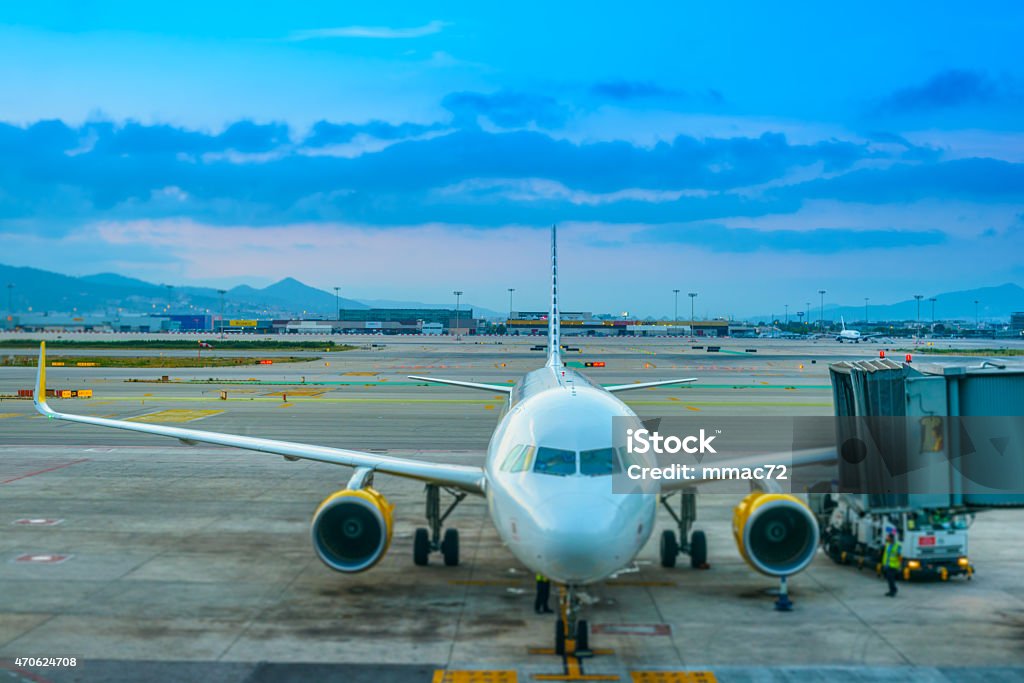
546,225 -> 562,367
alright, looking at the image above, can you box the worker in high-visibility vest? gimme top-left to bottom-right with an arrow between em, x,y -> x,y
534,573 -> 553,614
882,532 -> 902,597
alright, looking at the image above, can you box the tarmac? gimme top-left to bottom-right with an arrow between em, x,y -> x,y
1,335 -> 1022,682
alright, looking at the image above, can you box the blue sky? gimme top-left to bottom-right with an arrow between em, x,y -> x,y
1,2 -> 1022,317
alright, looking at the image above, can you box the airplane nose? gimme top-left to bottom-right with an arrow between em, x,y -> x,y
533,494 -> 640,582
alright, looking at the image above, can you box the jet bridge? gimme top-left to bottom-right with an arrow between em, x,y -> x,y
829,357 -> 1024,509
819,356 -> 1024,580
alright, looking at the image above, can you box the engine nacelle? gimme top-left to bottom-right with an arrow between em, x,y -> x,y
311,487 -> 394,573
732,492 -> 819,577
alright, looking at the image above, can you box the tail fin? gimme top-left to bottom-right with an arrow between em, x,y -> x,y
841,316 -> 846,331
546,225 -> 562,367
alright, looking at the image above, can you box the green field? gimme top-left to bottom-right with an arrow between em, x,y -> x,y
904,348 -> 1024,357
0,339 -> 357,351
0,355 -> 314,368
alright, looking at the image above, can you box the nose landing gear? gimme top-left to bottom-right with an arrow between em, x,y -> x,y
413,483 -> 466,566
554,585 -> 591,658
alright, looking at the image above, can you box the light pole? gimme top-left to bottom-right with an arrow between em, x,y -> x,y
818,290 -> 826,333
914,294 -> 923,340
688,292 -> 697,338
453,290 -> 463,340
805,302 -> 811,326
508,288 -> 515,320
864,297 -> 869,324
333,287 -> 340,319
797,311 -> 805,327
6,283 -> 12,313
929,297 -> 937,327
784,304 -> 789,328
974,300 -> 980,328
217,289 -> 227,339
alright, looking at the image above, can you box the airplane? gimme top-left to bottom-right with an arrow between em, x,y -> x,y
835,317 -> 881,343
31,227 -> 834,655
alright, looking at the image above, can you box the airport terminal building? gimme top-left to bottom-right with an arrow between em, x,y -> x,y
506,311 -> 731,337
208,308 -> 481,335
335,308 -> 478,335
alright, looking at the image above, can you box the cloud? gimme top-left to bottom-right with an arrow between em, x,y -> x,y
289,21 -> 450,40
1,114 -> 1016,239
876,69 -> 998,113
303,120 -> 442,148
442,91 -> 570,129
591,80 -> 671,101
788,158 -> 1024,204
437,178 -> 709,205
637,224 -> 947,253
216,121 -> 291,153
588,81 -> 727,107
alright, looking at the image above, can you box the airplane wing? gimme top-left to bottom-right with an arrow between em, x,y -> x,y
657,446 -> 837,492
32,344 -> 485,494
408,375 -> 512,394
604,378 -> 697,393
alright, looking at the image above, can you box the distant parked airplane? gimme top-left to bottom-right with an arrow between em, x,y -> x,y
835,317 -> 880,343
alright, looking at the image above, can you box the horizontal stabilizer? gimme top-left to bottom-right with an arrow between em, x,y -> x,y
408,375 -> 512,394
604,378 -> 697,393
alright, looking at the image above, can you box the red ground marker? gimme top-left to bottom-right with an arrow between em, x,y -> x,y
592,623 -> 671,636
13,554 -> 72,564
12,519 -> 64,526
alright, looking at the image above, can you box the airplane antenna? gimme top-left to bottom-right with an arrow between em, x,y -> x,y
546,225 -> 562,368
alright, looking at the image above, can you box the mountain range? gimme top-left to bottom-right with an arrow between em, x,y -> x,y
3,262 -> 1019,323
752,283 -> 1024,324
0,264 -> 501,319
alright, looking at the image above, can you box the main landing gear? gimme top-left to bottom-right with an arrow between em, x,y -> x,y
554,584 -> 591,657
659,487 -> 708,569
413,483 -> 466,567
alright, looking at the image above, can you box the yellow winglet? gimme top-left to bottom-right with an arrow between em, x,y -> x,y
39,341 -> 46,391
34,342 -> 51,413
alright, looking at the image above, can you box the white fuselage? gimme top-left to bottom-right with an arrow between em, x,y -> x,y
836,330 -> 862,342
483,365 -> 656,584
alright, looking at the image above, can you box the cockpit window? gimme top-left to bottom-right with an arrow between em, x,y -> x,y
533,447 -> 577,476
618,446 -> 644,470
580,447 -> 620,476
500,445 -> 523,471
509,446 -> 534,472
501,445 -> 534,473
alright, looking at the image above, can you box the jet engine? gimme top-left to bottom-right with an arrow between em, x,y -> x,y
311,487 -> 394,573
732,492 -> 819,577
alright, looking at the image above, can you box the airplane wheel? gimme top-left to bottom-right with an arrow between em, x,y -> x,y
554,619 -> 566,656
690,530 -> 707,568
413,528 -> 430,566
441,528 -> 460,566
660,530 -> 678,568
576,619 -> 589,653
